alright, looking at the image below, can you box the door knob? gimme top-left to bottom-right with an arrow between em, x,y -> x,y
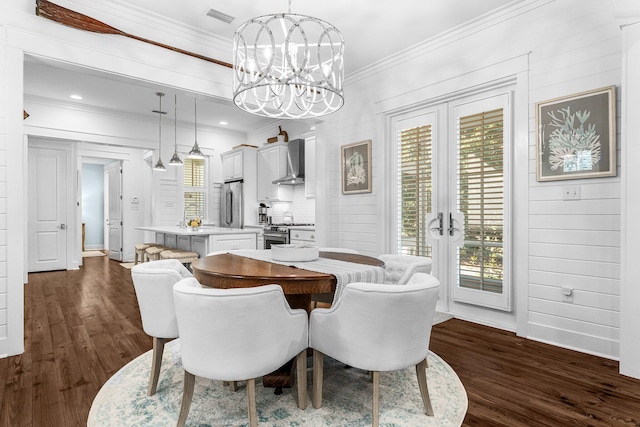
58,224 -> 66,230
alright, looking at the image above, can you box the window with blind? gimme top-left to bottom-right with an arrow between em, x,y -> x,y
457,108 -> 504,293
398,125 -> 433,257
183,158 -> 207,220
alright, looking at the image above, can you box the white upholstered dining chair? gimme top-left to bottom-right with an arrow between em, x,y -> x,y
377,254 -> 432,285
173,278 -> 309,427
309,273 -> 440,427
130,259 -> 193,396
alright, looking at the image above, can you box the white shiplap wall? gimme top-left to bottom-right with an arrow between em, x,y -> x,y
330,0 -> 622,358
0,28 -> 6,347
526,1 -> 621,358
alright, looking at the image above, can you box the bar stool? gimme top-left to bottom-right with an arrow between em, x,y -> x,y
145,246 -> 170,262
135,243 -> 159,265
159,250 -> 200,268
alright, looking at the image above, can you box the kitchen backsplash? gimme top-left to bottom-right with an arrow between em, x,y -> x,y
268,185 -> 315,224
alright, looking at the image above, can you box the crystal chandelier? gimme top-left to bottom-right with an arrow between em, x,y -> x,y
232,1 -> 344,119
169,94 -> 183,166
152,92 -> 166,171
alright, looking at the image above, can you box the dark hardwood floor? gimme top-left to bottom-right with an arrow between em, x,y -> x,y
1,255 -> 639,426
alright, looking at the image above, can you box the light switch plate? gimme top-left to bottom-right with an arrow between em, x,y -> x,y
562,185 -> 581,200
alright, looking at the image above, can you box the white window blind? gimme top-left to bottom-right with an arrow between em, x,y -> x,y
183,158 -> 206,220
398,125 -> 433,257
457,108 -> 504,293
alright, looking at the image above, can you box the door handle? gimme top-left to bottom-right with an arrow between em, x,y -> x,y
225,190 -> 233,225
58,224 -> 66,230
437,212 -> 444,236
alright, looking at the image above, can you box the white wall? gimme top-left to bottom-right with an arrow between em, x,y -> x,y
330,0 -> 623,359
0,21 -> 9,354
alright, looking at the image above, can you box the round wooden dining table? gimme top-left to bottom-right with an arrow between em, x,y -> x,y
191,251 -> 385,313
190,251 -> 386,393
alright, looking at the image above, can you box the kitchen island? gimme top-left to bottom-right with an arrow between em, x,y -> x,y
136,226 -> 258,258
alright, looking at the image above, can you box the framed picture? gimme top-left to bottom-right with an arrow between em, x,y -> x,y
536,86 -> 616,181
341,139 -> 372,194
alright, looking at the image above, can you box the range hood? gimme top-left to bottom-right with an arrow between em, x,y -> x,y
272,139 -> 305,185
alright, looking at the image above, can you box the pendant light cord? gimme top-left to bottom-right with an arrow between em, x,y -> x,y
158,94 -> 162,157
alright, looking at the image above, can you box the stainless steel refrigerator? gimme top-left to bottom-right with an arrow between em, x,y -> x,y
220,181 -> 243,228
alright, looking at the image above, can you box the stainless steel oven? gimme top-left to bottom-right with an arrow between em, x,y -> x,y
263,223 -> 315,249
263,227 -> 289,249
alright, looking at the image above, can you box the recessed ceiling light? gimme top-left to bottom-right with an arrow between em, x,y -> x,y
70,94 -> 83,100
219,121 -> 228,125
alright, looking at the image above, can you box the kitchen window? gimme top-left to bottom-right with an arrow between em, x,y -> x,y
183,157 -> 207,220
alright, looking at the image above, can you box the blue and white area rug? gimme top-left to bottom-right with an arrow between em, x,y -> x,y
89,340 -> 467,426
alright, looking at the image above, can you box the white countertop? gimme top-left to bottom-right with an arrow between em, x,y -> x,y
136,226 -> 259,236
288,225 -> 315,231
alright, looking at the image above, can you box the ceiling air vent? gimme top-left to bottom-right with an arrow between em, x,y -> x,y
206,8 -> 235,24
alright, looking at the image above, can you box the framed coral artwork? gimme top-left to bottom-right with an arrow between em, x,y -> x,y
341,139 -> 372,194
536,86 -> 616,181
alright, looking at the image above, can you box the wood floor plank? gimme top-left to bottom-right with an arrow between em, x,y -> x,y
430,320 -> 640,426
2,255 -> 640,427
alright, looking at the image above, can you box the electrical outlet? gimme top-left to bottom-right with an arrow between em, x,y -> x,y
562,185 -> 581,201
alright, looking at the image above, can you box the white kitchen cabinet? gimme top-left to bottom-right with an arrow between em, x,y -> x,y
191,235 -> 208,258
165,234 -> 177,248
147,229 -> 258,258
305,137 -> 316,199
289,229 -> 316,245
210,233 -> 257,251
221,147 -> 256,182
177,235 -> 191,251
155,232 -> 165,245
257,142 -> 293,202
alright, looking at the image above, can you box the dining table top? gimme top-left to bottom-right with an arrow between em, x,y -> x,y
191,251 -> 385,298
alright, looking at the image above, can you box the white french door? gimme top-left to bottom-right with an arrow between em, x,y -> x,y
391,90 -> 512,311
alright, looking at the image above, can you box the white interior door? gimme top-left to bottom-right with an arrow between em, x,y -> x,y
105,161 -> 123,261
28,146 -> 67,272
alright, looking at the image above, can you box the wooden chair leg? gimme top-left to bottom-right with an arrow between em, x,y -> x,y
296,350 -> 307,409
246,378 -> 257,427
176,371 -> 195,427
148,337 -> 167,396
372,371 -> 380,427
229,381 -> 238,392
312,349 -> 324,409
416,358 -> 434,416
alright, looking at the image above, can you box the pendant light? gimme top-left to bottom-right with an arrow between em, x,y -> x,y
152,92 -> 166,171
187,98 -> 205,159
169,94 -> 183,166
232,0 -> 344,119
